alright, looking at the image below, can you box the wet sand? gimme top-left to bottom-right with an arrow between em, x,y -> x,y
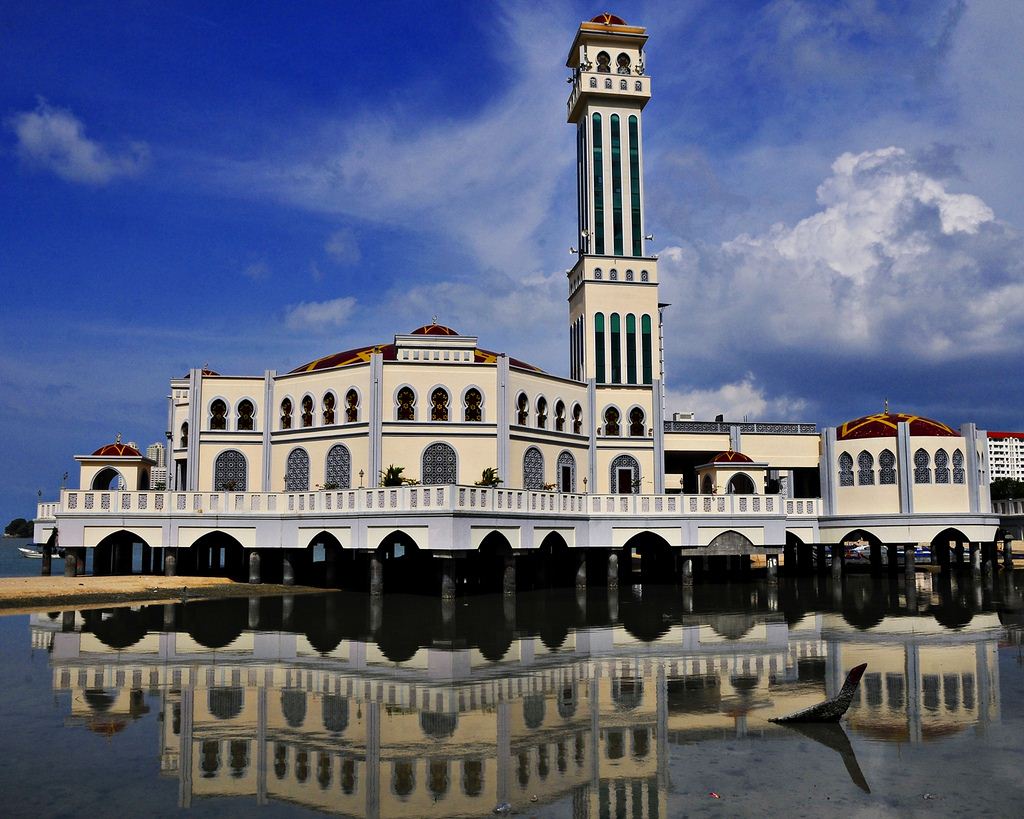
0,575 -> 319,613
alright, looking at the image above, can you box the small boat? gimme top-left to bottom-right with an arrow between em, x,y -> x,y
18,546 -> 44,559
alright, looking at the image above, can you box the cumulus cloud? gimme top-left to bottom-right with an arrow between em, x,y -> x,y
7,97 -> 149,185
665,376 -> 809,423
660,146 -> 1024,371
284,297 -> 356,331
324,228 -> 361,266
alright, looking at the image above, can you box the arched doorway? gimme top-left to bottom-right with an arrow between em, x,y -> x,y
557,450 -> 577,493
726,473 -> 756,494
622,531 -> 675,586
189,532 -> 246,579
91,467 -> 124,490
374,530 -> 428,593
930,527 -> 971,570
610,454 -> 640,494
93,530 -> 151,576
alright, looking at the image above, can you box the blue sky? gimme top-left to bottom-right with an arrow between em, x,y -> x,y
2,0 -> 1023,521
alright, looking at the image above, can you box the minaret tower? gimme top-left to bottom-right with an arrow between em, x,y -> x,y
566,13 -> 664,492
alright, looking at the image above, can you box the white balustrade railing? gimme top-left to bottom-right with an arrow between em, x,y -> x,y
993,498 -> 1024,516
45,488 -> 820,520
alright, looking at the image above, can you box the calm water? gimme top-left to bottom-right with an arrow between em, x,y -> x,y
3,575 -> 1024,817
0,539 -> 44,577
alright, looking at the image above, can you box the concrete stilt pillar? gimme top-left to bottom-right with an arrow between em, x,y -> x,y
75,548 -> 85,576
887,543 -> 899,574
766,555 -> 778,584
64,552 -> 77,578
575,555 -> 587,590
282,594 -> 294,627
369,556 -> 383,597
41,544 -> 52,577
970,543 -> 981,575
324,549 -> 338,587
248,551 -> 261,584
441,560 -> 456,600
767,581 -> 779,612
502,556 -> 516,596
1003,534 -> 1014,570
681,558 -> 694,586
162,603 -> 175,631
816,544 -> 828,575
369,595 -> 382,633
904,544 -> 916,578
282,552 -> 295,586
62,610 -> 75,632
831,545 -> 843,581
248,596 -> 260,630
607,553 -> 619,590
141,544 -> 152,575
681,583 -> 693,613
165,552 -> 177,577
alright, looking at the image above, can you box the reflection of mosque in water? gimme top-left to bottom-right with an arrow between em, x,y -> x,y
32,575 -> 1020,816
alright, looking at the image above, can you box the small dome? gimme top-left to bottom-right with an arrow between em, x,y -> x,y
838,411 -> 957,441
590,13 -> 627,25
181,367 -> 219,378
91,442 -> 142,457
711,450 -> 753,464
409,323 -> 460,336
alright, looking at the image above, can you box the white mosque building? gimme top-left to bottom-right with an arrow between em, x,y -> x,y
35,13 -> 1003,587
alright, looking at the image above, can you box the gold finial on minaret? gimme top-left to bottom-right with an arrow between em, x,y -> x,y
884,398 -> 889,415
115,432 -> 122,444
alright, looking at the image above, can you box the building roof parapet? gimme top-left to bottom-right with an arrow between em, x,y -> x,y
665,421 -> 818,435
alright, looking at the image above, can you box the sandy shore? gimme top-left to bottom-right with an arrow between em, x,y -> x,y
0,575 -> 320,614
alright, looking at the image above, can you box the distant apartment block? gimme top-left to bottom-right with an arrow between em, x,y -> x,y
988,432 -> 1024,481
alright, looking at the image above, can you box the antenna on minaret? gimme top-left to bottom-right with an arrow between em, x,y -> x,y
884,398 -> 889,414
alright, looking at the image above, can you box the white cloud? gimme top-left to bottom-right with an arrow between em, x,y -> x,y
284,297 -> 356,332
242,260 -> 270,280
8,97 -> 149,185
659,146 -> 1024,369
665,376 -> 809,423
324,228 -> 361,266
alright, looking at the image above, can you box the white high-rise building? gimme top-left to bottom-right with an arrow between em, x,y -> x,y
146,442 -> 166,467
988,432 -> 1024,481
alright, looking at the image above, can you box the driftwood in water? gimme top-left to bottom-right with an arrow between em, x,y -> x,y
769,663 -> 867,724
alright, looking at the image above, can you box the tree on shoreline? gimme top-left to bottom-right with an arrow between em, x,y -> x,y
4,518 -> 33,538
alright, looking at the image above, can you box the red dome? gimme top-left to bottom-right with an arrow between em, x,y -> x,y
838,411 -> 957,441
711,450 -> 753,464
91,442 -> 142,457
410,323 -> 460,336
590,13 -> 627,25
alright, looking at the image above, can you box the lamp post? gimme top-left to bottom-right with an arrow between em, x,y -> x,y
359,469 -> 365,489
582,477 -> 587,494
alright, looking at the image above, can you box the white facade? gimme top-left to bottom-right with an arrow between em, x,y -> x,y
988,433 -> 1024,481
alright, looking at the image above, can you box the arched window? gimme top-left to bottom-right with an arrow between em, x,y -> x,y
594,312 -> 606,383
596,50 -> 610,72
462,760 -> 483,798
934,449 -> 950,484
431,388 -> 450,422
237,400 -> 255,431
952,449 -> 965,484
301,395 -> 313,428
589,76 -> 597,88
345,389 -> 359,422
180,421 -> 189,448
619,78 -> 627,90
610,114 -> 623,256
557,450 -> 576,492
210,399 -> 227,430
616,52 -> 631,73
604,406 -> 620,436
516,393 -> 528,425
641,314 -> 653,384
214,450 -> 247,491
879,449 -> 896,484
610,454 -> 640,494
392,760 -> 415,798
572,403 -> 583,435
280,398 -> 292,429
422,442 -> 457,485
286,448 -> 309,491
592,113 -> 604,253
838,453 -> 854,487
914,449 -> 931,484
396,387 -> 415,421
554,400 -> 565,432
701,474 -> 714,494
536,397 -> 547,429
322,393 -> 335,425
610,313 -> 622,383
629,115 -> 641,256
325,444 -> 351,490
628,407 -> 645,437
428,760 -> 449,800
523,447 -> 544,490
727,474 -> 756,494
626,314 -> 637,384
464,388 -> 482,422
857,451 -> 874,485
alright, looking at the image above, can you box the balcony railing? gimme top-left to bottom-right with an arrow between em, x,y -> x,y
39,488 -> 819,520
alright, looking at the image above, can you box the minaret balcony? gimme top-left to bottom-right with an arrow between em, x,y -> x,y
567,72 -> 651,122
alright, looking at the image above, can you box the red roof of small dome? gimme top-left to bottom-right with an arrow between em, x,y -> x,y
91,442 -> 142,457
410,323 -> 459,336
711,450 -> 753,464
590,13 -> 627,25
838,411 -> 957,441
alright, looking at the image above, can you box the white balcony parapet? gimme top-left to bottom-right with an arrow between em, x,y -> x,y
40,488 -> 819,520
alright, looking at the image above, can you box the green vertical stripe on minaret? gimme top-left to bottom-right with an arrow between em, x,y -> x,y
595,312 -> 606,383
626,313 -> 637,384
641,314 -> 653,384
611,312 -> 622,384
611,114 -> 623,256
592,113 -> 604,255
629,115 -> 641,257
